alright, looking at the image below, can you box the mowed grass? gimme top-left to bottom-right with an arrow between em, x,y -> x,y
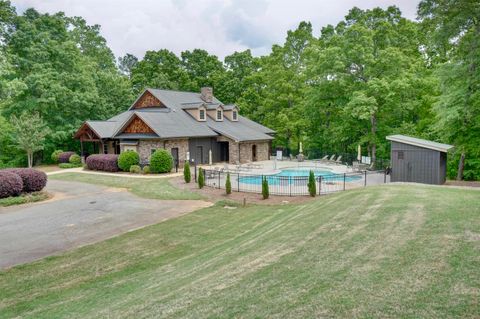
49,172 -> 203,200
1,185 -> 479,318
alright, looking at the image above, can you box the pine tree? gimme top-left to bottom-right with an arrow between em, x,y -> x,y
225,172 -> 231,194
308,170 -> 316,197
198,168 -> 205,189
184,161 -> 191,183
262,176 -> 269,199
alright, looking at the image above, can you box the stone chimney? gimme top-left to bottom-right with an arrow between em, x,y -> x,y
200,87 -> 213,103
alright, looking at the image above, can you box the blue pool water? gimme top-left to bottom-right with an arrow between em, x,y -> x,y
239,168 -> 361,185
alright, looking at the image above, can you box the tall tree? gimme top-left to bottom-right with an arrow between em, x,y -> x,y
306,7 -> 433,164
239,22 -> 313,153
130,49 -> 188,93
11,113 -> 49,167
418,0 -> 480,180
181,49 -> 224,91
118,53 -> 138,78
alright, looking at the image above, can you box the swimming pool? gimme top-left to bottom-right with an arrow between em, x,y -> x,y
239,168 -> 362,185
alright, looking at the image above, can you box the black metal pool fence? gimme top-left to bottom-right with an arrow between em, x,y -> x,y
196,168 -> 389,196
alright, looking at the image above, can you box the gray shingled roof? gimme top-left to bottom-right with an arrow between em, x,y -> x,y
206,116 -> 273,142
386,135 -> 454,152
80,88 -> 274,142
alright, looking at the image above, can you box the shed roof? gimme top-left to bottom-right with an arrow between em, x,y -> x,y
386,135 -> 454,153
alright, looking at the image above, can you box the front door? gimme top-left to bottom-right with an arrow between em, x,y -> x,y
196,146 -> 203,164
171,147 -> 179,167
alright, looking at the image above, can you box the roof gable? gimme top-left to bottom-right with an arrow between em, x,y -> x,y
122,114 -> 156,134
130,90 -> 167,109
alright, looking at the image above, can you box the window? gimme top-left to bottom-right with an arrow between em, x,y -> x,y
232,110 -> 238,121
397,151 -> 404,160
199,109 -> 205,120
151,148 -> 157,155
216,109 -> 223,120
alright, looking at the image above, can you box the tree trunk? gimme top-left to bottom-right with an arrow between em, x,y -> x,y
27,151 -> 33,168
456,152 -> 465,181
370,115 -> 377,169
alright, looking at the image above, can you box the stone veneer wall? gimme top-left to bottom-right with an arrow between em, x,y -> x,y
216,136 -> 270,164
239,141 -> 270,163
122,139 -> 189,167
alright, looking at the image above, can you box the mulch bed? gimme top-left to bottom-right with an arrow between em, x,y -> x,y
444,180 -> 480,188
170,176 -> 317,205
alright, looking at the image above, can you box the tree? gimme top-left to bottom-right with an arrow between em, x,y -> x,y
118,53 -> 138,78
10,113 -> 49,167
262,176 -> 269,199
184,161 -> 191,183
418,0 -> 480,180
308,170 -> 316,197
181,49 -> 224,91
198,168 -> 205,189
306,7 -> 433,164
225,172 -> 231,194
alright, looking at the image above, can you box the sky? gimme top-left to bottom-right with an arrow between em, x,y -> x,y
11,0 -> 421,60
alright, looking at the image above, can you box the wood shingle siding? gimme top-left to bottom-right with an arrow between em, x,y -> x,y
133,91 -> 165,109
124,116 -> 155,134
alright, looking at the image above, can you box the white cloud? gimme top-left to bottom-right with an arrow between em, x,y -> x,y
11,0 -> 420,60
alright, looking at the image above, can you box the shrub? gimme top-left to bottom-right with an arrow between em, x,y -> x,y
86,154 -> 119,172
3,168 -> 47,193
0,171 -> 23,198
51,150 -> 63,163
59,163 -> 81,169
184,161 -> 191,183
262,176 -> 269,199
118,150 -> 140,171
142,165 -> 150,174
198,168 -> 205,189
225,172 -> 231,194
308,170 -> 316,197
58,151 -> 76,163
69,154 -> 82,165
129,165 -> 141,174
150,149 -> 173,173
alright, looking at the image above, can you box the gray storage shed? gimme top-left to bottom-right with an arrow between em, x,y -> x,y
386,135 -> 454,185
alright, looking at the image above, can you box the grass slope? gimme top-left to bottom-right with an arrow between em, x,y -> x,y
49,173 -> 203,200
0,185 -> 479,318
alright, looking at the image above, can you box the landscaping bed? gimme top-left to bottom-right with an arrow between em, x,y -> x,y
0,191 -> 50,207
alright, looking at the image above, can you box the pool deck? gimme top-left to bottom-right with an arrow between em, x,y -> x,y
203,160 -> 389,196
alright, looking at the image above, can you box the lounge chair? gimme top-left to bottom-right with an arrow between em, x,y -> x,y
335,155 -> 342,164
329,154 -> 336,161
319,155 -> 329,163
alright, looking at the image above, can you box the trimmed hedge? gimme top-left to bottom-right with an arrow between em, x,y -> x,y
142,165 -> 150,174
86,154 -> 119,172
69,154 -> 82,165
3,168 -> 47,193
118,150 -> 140,171
51,150 -> 63,163
129,165 -> 141,174
59,163 -> 81,169
0,171 -> 23,198
58,152 -> 76,163
150,149 -> 173,173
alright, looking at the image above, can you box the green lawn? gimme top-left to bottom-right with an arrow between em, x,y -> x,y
1,185 -> 479,318
49,172 -> 203,200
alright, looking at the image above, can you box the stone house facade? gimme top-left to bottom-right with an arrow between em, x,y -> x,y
75,87 -> 274,166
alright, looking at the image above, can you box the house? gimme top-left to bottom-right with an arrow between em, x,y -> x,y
74,87 -> 275,166
386,134 -> 453,185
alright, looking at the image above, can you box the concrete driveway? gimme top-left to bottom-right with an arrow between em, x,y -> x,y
0,180 -> 212,269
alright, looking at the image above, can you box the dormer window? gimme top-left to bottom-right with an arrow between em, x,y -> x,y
232,110 -> 238,121
216,109 -> 223,121
199,109 -> 206,121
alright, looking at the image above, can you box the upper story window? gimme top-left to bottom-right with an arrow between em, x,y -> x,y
199,109 -> 206,121
232,110 -> 238,121
216,109 -> 223,121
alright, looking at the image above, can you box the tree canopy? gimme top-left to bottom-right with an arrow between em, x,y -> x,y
0,0 -> 478,180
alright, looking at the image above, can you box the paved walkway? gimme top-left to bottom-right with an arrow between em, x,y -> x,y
47,167 -> 183,178
0,180 -> 212,269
